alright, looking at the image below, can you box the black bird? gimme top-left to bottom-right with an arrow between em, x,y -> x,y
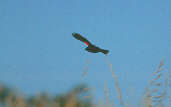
72,33 -> 109,54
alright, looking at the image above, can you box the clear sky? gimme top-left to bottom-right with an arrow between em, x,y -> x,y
0,0 -> 171,106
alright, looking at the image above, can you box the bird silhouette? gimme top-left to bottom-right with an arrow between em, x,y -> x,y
72,33 -> 109,54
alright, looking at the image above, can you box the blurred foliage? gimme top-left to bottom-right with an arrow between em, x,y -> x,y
1,60 -> 171,107
0,83 -> 94,107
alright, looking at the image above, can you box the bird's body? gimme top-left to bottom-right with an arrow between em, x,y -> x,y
72,33 -> 109,54
85,45 -> 109,54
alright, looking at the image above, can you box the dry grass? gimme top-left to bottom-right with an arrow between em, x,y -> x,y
105,56 -> 124,106
65,94 -> 77,107
138,59 -> 170,107
1,59 -> 171,107
104,82 -> 109,107
0,84 -> 93,107
82,59 -> 91,77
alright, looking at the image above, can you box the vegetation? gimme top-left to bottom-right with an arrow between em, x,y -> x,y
0,59 -> 171,107
0,84 -> 94,107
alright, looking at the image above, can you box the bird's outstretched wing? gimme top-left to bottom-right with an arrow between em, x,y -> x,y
72,33 -> 92,46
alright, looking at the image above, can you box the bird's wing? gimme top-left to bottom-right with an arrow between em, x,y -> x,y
72,33 -> 92,46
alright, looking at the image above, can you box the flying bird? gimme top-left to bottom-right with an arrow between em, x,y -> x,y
72,33 -> 109,54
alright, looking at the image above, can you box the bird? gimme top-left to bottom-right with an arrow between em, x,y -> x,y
72,33 -> 109,54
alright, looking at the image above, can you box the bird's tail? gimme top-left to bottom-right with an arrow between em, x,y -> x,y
101,49 -> 109,54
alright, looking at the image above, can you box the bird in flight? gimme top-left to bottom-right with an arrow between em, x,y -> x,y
72,33 -> 109,54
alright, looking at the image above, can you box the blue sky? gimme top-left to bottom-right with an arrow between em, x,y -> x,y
0,0 -> 171,106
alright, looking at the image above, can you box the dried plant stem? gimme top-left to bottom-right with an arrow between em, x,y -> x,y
105,56 -> 124,107
82,59 -> 91,77
138,59 -> 165,107
104,82 -> 109,107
